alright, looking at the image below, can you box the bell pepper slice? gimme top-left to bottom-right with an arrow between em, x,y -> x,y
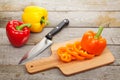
57,47 -> 76,61
57,47 -> 67,56
73,41 -> 95,59
66,44 -> 85,60
59,53 -> 72,62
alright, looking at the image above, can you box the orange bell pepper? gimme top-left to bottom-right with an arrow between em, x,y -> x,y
81,26 -> 107,56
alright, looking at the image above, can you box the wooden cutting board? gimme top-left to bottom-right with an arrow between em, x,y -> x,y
25,38 -> 115,75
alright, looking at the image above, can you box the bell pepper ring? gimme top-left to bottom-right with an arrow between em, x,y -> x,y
57,47 -> 67,56
57,46 -> 76,61
59,53 -> 72,62
73,41 -> 95,59
6,20 -> 31,47
66,44 -> 85,60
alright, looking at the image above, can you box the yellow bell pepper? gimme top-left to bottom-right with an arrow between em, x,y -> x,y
22,6 -> 48,32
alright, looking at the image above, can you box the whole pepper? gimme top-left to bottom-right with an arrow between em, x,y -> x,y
22,6 -> 48,32
81,27 -> 107,56
6,20 -> 31,47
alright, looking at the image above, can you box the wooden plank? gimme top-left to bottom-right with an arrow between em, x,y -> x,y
0,0 -> 119,79
0,65 -> 120,80
1,11 -> 120,28
1,28 -> 120,45
0,45 -> 52,65
0,44 -> 119,65
0,0 -> 120,11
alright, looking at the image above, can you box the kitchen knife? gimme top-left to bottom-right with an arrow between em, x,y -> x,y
19,19 -> 69,64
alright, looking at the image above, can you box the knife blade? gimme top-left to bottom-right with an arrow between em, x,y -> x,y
19,19 -> 69,64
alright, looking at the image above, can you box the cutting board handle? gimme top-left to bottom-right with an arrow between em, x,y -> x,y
25,56 -> 58,73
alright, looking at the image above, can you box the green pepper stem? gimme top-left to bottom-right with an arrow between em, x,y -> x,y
16,24 -> 31,30
40,17 -> 49,25
94,26 -> 104,39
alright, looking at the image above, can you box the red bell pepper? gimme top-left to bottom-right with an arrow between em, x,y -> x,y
6,20 -> 31,47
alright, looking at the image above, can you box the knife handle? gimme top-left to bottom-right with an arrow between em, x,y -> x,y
46,19 -> 69,40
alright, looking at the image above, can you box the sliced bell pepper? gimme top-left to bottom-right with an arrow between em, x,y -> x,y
57,47 -> 67,56
73,41 -> 95,59
57,46 -> 76,61
59,53 -> 72,62
66,44 -> 85,60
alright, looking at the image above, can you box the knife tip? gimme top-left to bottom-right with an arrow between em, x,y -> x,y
18,60 -> 22,64
18,58 -> 24,64
18,53 -> 28,65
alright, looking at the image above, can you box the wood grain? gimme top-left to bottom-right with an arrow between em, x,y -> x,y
0,65 -> 120,80
0,44 -> 119,66
1,28 -> 120,45
0,0 -> 120,11
1,12 -> 120,27
0,0 -> 120,79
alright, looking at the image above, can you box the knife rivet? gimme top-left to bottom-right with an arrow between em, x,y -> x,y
56,26 -> 59,29
64,20 -> 67,22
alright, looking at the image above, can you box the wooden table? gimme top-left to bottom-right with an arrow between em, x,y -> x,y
0,0 -> 120,80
